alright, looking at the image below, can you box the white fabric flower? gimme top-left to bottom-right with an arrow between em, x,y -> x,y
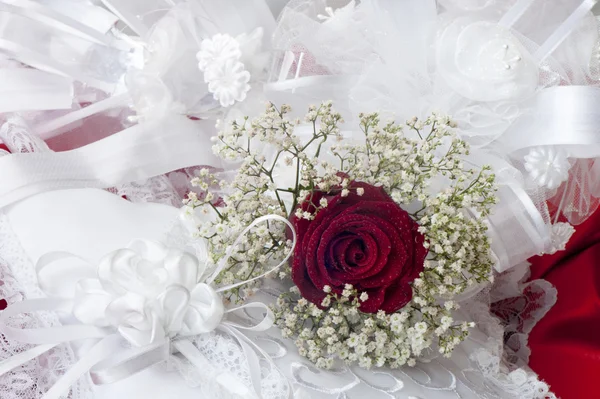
437,19 -> 538,102
72,240 -> 224,347
204,59 -> 251,107
197,33 -> 253,107
547,223 -> 575,255
524,147 -> 571,190
197,33 -> 241,72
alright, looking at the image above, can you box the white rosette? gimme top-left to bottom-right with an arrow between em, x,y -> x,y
436,17 -> 539,102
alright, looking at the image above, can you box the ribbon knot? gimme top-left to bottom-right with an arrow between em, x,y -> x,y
0,215 -> 296,399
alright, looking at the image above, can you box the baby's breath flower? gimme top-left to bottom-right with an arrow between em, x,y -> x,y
202,103 -> 497,370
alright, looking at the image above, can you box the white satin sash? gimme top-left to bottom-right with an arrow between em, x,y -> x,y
497,86 -> 600,158
0,69 -> 73,113
0,115 -> 220,209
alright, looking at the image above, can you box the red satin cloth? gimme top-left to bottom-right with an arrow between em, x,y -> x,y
528,210 -> 600,399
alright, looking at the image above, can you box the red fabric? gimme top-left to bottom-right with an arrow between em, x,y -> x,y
528,210 -> 600,399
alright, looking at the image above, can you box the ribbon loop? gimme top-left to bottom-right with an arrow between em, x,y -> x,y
0,214 -> 296,398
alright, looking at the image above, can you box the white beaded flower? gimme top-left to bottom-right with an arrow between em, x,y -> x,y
547,222 -> 575,254
196,33 -> 241,72
524,147 -> 570,190
204,59 -> 251,107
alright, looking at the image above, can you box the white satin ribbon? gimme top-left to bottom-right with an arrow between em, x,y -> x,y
0,115 -> 220,209
0,0 -> 124,48
498,0 -> 535,27
0,68 -> 73,113
465,152 -> 550,271
533,0 -> 598,63
0,39 -> 115,93
100,0 -> 169,38
35,93 -> 130,140
0,215 -> 296,399
22,0 -> 119,34
497,86 -> 600,158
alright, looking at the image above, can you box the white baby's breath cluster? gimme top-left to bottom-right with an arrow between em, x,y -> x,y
273,284 -> 474,370
187,102 -> 498,367
185,102 -> 345,300
183,164 -> 290,301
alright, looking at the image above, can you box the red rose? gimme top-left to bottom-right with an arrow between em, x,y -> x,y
291,182 -> 427,313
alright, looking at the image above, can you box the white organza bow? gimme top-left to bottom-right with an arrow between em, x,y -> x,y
0,215 -> 295,399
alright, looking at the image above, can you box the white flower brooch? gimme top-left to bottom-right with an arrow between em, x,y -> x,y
524,147 -> 571,190
197,33 -> 251,107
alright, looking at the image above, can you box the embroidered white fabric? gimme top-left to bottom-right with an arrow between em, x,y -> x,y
244,278 -> 557,399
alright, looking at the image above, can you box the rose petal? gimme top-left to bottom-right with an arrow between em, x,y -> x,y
290,181 -> 427,313
291,257 -> 328,305
357,288 -> 385,313
317,216 -> 393,285
301,198 -> 352,290
379,282 -> 413,313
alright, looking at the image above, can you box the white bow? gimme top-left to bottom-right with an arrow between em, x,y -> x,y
0,215 -> 296,399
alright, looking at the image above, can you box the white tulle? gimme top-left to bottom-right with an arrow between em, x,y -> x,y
266,0 -> 600,271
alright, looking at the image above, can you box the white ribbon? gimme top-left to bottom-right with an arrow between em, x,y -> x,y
0,215 -> 296,399
0,68 -> 73,114
0,0 -> 124,48
0,115 -> 220,209
497,86 -> 600,158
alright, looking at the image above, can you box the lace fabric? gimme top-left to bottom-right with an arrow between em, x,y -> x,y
491,265 -> 557,368
0,213 -> 93,399
172,332 -> 290,399
0,116 -> 50,154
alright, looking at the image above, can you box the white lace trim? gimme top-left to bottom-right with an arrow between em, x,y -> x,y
0,116 -> 50,154
0,212 -> 93,399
